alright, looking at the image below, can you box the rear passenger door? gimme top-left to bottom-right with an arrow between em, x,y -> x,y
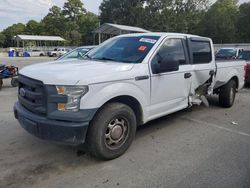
188,38 -> 216,94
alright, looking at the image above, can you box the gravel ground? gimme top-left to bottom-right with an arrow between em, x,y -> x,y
0,57 -> 249,188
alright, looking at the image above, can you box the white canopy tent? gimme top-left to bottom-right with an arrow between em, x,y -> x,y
14,35 -> 66,49
93,23 -> 150,44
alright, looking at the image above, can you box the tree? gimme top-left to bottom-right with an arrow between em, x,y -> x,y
0,33 -> 6,47
237,2 -> 250,42
2,23 -> 26,47
62,0 -> 86,21
99,0 -> 145,26
41,6 -> 66,36
99,0 -> 209,33
0,0 -> 99,47
25,20 -> 43,35
78,12 -> 99,44
197,0 -> 238,43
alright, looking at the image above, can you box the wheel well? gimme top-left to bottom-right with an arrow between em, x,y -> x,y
231,76 -> 239,89
213,76 -> 239,94
104,96 -> 144,126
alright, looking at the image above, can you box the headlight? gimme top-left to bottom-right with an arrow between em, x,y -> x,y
56,85 -> 88,112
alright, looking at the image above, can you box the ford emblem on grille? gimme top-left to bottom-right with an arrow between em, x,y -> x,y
20,88 -> 26,97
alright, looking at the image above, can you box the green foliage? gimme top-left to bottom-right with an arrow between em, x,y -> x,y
25,20 -> 43,35
100,0 -> 145,26
2,23 -> 26,47
237,2 -> 250,42
78,12 -> 99,44
100,0 -> 248,43
1,0 -> 98,47
41,6 -> 67,36
0,33 -> 6,47
1,0 -> 249,47
197,0 -> 239,43
100,0 -> 209,33
63,0 -> 86,21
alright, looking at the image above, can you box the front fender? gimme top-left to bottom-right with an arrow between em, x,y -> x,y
80,80 -> 150,117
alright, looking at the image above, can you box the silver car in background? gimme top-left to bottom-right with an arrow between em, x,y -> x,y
57,46 -> 96,60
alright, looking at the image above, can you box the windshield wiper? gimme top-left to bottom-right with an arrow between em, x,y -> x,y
83,56 -> 115,61
96,57 -> 116,61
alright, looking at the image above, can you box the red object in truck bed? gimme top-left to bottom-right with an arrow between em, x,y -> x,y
245,62 -> 250,83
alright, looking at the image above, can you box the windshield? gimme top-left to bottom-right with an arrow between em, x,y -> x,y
239,51 -> 250,60
216,49 -> 236,57
58,47 -> 91,60
85,36 -> 160,63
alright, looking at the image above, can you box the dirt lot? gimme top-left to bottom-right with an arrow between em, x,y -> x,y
0,57 -> 250,188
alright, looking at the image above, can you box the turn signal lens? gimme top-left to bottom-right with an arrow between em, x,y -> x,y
57,103 -> 66,111
56,86 -> 65,95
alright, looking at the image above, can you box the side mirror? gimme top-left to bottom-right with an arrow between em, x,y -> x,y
155,55 -> 180,73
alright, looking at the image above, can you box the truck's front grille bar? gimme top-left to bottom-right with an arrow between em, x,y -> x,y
18,75 -> 46,115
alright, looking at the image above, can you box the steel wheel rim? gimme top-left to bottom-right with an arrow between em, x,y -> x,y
105,117 -> 129,150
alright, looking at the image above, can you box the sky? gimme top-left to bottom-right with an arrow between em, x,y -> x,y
0,0 -> 102,31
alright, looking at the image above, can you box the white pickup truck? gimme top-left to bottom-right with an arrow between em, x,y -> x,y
14,33 -> 245,160
48,48 -> 68,57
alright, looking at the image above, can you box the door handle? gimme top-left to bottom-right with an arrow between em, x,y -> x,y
184,73 -> 192,79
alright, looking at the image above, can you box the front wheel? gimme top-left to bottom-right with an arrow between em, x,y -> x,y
87,102 -> 137,160
11,78 -> 18,87
219,80 -> 236,108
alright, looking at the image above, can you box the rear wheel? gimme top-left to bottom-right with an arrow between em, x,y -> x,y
87,102 -> 137,160
219,80 -> 236,108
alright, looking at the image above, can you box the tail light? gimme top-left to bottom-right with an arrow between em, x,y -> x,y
245,63 -> 250,78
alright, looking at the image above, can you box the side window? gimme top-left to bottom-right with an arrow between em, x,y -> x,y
191,41 -> 212,64
152,38 -> 186,73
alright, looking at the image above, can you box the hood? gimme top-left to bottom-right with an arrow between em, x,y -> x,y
19,60 -> 135,85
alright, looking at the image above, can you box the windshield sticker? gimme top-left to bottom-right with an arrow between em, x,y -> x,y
138,46 -> 147,51
139,38 -> 157,44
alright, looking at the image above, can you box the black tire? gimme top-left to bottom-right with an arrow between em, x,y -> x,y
219,80 -> 236,108
87,102 -> 137,160
40,53 -> 44,56
53,54 -> 57,57
11,78 -> 18,87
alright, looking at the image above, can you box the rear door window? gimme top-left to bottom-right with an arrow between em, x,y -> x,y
191,41 -> 212,64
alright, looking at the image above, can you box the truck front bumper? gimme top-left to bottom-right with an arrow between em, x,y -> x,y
14,102 -> 90,145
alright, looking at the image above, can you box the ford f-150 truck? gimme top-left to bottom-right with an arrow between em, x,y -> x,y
14,33 -> 246,160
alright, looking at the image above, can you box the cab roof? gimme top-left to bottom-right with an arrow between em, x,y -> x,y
117,32 -> 210,41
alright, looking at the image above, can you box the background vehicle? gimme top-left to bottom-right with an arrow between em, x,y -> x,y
57,46 -> 96,60
48,48 -> 68,57
239,50 -> 250,84
14,33 -> 245,160
215,48 -> 244,60
24,50 -> 46,57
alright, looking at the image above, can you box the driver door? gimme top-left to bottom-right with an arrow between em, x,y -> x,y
148,37 -> 193,120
